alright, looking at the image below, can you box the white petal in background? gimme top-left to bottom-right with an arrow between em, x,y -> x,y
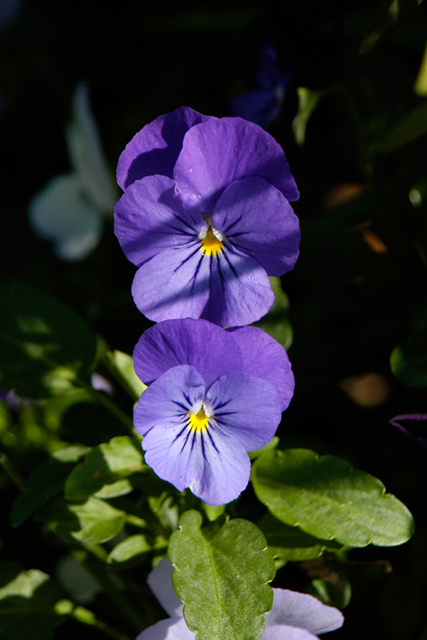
28,83 -> 117,261
28,173 -> 102,261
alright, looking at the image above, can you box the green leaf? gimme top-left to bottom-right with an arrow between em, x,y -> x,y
390,331 -> 427,387
168,510 -> 275,640
377,100 -> 427,153
107,534 -> 168,569
253,278 -> 293,350
10,445 -> 89,527
0,280 -> 97,399
64,436 -> 144,501
0,563 -> 62,640
36,496 -> 126,544
252,449 -> 414,547
257,513 -> 343,568
360,0 -> 425,54
104,349 -> 147,400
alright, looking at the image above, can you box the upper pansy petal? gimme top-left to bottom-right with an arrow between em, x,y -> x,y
213,177 -> 300,276
114,175 -> 202,267
265,589 -> 344,634
147,558 -> 183,618
202,247 -> 275,327
227,326 -> 295,411
136,617 -> 195,640
173,116 -> 299,212
133,318 -> 243,388
131,242 -> 212,323
117,106 -> 212,190
207,371 -> 282,451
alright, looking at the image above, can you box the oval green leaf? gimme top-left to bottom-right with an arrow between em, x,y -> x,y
168,510 -> 275,640
252,449 -> 414,547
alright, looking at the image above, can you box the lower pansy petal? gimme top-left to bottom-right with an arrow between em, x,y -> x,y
265,589 -> 344,634
188,424 -> 251,505
207,371 -> 282,451
131,242 -> 212,323
228,326 -> 294,411
203,246 -> 274,327
136,617 -> 195,640
133,318 -> 243,387
261,625 -> 319,640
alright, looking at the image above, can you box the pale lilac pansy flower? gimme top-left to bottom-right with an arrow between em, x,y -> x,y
28,83 -> 117,261
136,558 -> 344,640
133,318 -> 294,506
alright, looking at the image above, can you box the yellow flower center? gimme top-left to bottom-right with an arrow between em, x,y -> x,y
188,406 -> 210,432
200,227 -> 224,256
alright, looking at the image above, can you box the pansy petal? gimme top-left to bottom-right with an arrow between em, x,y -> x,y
265,589 -> 344,634
115,175 -> 202,267
213,177 -> 300,276
67,83 -> 117,213
136,617 -> 195,640
188,424 -> 251,505
203,247 -> 274,327
227,326 -> 294,411
134,365 -> 204,438
230,89 -> 283,129
117,106 -> 212,190
131,243 -> 212,323
148,558 -> 183,618
261,625 -> 319,640
174,117 -> 299,212
133,318 -> 243,388
207,371 -> 282,451
28,173 -> 102,261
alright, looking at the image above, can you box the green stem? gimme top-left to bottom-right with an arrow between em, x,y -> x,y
85,385 -> 137,436
56,599 -> 133,640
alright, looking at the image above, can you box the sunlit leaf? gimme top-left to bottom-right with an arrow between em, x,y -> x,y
168,510 -> 275,640
64,436 -> 144,501
104,349 -> 146,400
36,496 -> 126,544
107,534 -> 168,569
252,449 -> 414,547
0,563 -> 62,640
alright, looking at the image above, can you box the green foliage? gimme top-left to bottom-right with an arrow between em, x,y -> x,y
252,449 -> 414,547
0,281 -> 97,399
0,563 -> 62,640
253,278 -> 293,350
107,534 -> 168,569
35,496 -> 127,545
104,350 -> 147,401
257,513 -> 343,568
391,330 -> 427,387
64,436 -> 145,501
168,510 -> 275,640
11,445 -> 89,526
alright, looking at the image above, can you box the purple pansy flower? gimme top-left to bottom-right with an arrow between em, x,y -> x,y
133,318 -> 294,505
136,558 -> 344,640
115,106 -> 300,327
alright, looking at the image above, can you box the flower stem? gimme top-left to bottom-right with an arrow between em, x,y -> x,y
56,599 -> 133,640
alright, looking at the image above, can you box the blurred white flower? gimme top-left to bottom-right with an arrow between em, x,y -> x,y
28,83 -> 117,261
